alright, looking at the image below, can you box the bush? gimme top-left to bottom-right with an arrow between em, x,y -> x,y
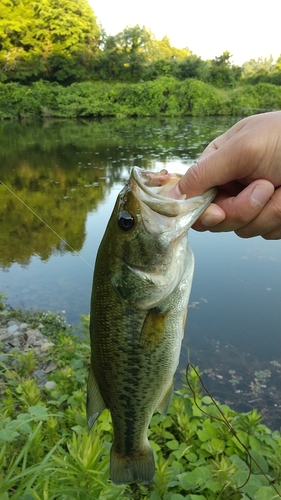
0,80 -> 280,120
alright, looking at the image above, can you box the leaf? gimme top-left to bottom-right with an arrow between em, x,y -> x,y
201,437 -> 225,454
249,435 -> 261,451
237,474 -> 263,496
188,495 -> 207,500
149,492 -> 162,500
178,466 -> 212,490
167,495 -> 187,500
204,479 -> 222,493
70,358 -> 84,369
166,439 -> 179,450
0,422 -> 20,443
151,440 -> 161,453
172,443 -> 192,460
0,493 -> 9,500
249,449 -> 269,474
28,406 -> 49,420
254,486 -> 281,500
230,454 -> 249,471
197,424 -> 218,442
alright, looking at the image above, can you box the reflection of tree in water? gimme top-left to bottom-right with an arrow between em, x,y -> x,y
187,338 -> 281,431
0,116 -> 237,269
0,147 -> 109,268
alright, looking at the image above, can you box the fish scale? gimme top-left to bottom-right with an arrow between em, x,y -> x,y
87,167 -> 216,484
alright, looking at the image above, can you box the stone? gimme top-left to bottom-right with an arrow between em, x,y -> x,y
12,330 -> 23,338
40,342 -> 55,352
33,370 -> 45,380
19,323 -> 29,331
0,328 -> 17,342
44,361 -> 58,373
44,381 -> 57,390
7,324 -> 19,336
7,320 -> 19,327
0,354 -> 8,364
8,338 -> 21,347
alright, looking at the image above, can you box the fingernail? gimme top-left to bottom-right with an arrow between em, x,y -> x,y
251,185 -> 273,206
167,183 -> 182,199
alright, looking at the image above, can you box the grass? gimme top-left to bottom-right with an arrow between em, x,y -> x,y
0,296 -> 280,499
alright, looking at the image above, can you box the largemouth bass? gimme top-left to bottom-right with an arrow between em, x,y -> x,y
87,167 -> 216,485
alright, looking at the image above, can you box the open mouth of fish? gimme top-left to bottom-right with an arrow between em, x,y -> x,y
131,167 -> 217,236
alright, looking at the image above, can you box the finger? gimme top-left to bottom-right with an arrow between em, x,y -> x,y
178,112 -> 281,199
192,180 -> 275,233
191,203 -> 226,230
178,136 -> 255,199
235,186 -> 281,239
262,227 -> 281,240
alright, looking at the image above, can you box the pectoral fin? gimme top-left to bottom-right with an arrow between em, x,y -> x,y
86,367 -> 106,429
139,307 -> 168,352
111,264 -> 155,306
157,382 -> 173,417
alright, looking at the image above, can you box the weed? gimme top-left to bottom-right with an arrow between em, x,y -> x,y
0,305 -> 280,499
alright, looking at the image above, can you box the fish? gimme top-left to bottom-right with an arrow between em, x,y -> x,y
86,167 -> 216,485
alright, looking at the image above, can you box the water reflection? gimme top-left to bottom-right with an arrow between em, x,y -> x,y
0,117 -> 280,429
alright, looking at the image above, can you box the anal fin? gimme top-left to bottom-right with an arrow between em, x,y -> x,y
86,367 -> 106,429
157,382 -> 173,417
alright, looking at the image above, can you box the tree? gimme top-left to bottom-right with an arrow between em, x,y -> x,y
177,55 -> 210,81
92,25 -> 153,81
146,35 -> 190,61
0,0 -> 101,83
241,56 -> 281,85
208,51 -> 241,87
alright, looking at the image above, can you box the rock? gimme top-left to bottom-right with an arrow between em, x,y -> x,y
8,338 -> 21,347
7,320 -> 19,327
1,314 -> 59,387
44,360 -> 58,373
0,326 -> 18,341
26,329 -> 44,345
12,330 -> 23,338
40,342 -> 55,352
33,370 -> 46,380
0,354 -> 8,363
44,381 -> 57,390
19,323 -> 28,331
7,324 -> 19,335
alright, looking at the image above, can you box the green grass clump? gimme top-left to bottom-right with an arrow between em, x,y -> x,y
0,306 -> 280,499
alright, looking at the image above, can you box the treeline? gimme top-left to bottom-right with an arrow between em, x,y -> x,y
1,78 -> 281,119
1,0 -> 281,87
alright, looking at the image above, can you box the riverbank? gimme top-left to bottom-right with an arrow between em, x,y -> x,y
0,78 -> 281,120
1,299 -> 281,498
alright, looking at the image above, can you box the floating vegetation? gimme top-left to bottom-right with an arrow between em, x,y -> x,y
190,338 -> 281,431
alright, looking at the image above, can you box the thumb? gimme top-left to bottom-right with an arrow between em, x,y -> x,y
178,153 -> 230,198
177,136 -> 252,198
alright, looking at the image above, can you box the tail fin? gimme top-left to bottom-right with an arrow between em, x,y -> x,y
110,441 -> 155,485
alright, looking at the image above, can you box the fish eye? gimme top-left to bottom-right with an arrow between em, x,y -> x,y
118,211 -> 135,232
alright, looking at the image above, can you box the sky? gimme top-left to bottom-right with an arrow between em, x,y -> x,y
88,0 -> 280,66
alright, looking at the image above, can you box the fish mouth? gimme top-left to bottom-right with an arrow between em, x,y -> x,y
131,167 -> 217,233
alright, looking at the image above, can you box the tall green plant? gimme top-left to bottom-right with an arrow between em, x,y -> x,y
0,305 -> 281,498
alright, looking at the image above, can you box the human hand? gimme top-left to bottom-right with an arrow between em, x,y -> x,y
175,111 -> 281,239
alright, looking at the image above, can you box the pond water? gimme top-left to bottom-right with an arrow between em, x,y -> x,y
0,117 -> 280,429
